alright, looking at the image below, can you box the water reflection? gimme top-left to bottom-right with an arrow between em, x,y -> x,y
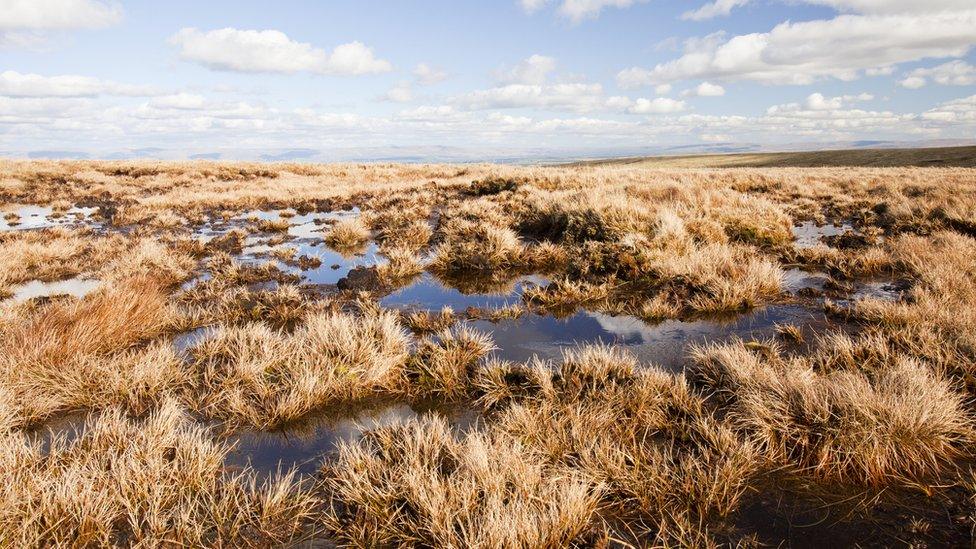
792,221 -> 855,248
224,399 -> 477,476
475,304 -> 837,371
0,204 -> 101,231
381,273 -> 546,310
9,277 -> 101,302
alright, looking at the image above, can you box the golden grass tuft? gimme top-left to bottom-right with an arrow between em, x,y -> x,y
322,415 -> 603,548
690,339 -> 972,484
190,310 -> 410,427
323,218 -> 370,249
0,400 -> 319,546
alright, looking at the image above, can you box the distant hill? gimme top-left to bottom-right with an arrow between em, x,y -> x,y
569,145 -> 976,169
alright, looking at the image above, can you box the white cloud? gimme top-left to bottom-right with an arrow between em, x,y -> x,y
0,70 -> 155,97
628,97 -> 686,114
413,63 -> 447,85
681,0 -> 750,21
4,91 -> 975,156
654,83 -> 672,95
558,0 -> 646,22
517,0 -> 647,22
900,60 -> 976,88
899,76 -> 927,89
519,0 -> 551,13
453,82 -> 606,111
396,105 -> 462,122
148,93 -> 206,110
801,0 -> 974,14
617,8 -> 976,86
169,28 -> 392,75
921,94 -> 976,123
0,0 -> 121,30
382,81 -> 414,103
683,81 -> 726,97
496,54 -> 557,85
804,92 -> 872,110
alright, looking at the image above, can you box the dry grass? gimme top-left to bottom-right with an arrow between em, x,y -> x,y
323,218 -> 370,250
189,310 -> 410,428
0,400 -> 319,546
323,415 -> 603,548
3,159 -> 976,545
690,339 -> 972,484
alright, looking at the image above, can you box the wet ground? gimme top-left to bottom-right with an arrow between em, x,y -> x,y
474,304 -> 837,371
792,220 -> 857,248
9,277 -> 101,302
0,204 -> 101,232
12,204 -> 909,481
223,398 -> 480,477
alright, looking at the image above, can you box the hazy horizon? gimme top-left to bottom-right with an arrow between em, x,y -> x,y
2,0 -> 975,161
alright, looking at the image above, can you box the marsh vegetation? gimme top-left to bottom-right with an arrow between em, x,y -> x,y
2,159 -> 976,546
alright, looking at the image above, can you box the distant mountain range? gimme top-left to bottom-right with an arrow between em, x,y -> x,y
8,139 -> 976,165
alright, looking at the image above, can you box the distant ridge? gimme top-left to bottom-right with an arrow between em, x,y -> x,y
567,145 -> 976,169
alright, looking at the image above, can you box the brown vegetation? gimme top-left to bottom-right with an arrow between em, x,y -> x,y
2,159 -> 976,545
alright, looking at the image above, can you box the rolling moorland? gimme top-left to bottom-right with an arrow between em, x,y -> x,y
1,157 -> 976,546
572,144 -> 976,169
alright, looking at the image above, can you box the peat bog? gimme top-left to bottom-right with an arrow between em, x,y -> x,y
2,160 -> 976,546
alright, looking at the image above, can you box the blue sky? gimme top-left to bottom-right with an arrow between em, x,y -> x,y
1,0 -> 974,160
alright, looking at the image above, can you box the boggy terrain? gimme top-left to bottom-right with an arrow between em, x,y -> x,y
1,159 -> 976,547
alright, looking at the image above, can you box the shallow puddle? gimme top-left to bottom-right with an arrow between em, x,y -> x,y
172,326 -> 217,354
0,204 -> 101,231
782,267 -> 830,294
474,304 -> 838,371
299,241 -> 383,285
381,273 -> 546,310
224,399 -> 478,476
851,279 -> 908,302
792,221 -> 855,248
9,277 -> 101,302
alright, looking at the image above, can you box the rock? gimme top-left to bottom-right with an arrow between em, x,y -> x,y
337,266 -> 383,291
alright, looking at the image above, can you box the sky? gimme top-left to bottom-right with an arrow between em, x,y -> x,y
1,0 -> 975,161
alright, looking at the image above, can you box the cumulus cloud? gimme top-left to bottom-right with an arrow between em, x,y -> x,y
681,0 -> 750,21
0,0 -> 121,30
804,92 -> 873,110
453,82 -> 607,111
921,94 -> 976,123
900,60 -> 976,88
654,84 -> 672,95
517,0 -> 647,22
628,97 -> 687,113
147,93 -> 206,110
899,76 -> 927,89
0,0 -> 121,49
682,81 -> 726,97
495,54 -> 557,85
169,28 -> 392,75
413,63 -> 448,85
382,81 -> 414,103
4,90 -> 976,156
801,0 -> 973,14
519,0 -> 551,13
0,70 -> 156,97
617,8 -> 976,86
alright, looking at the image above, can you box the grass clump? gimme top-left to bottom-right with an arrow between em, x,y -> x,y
690,339 -> 972,484
0,400 -> 318,547
190,310 -> 410,428
406,326 -> 494,399
323,218 -> 370,250
322,415 -> 603,548
430,221 -> 527,273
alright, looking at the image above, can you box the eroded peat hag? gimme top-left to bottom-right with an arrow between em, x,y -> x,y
2,160 -> 976,546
